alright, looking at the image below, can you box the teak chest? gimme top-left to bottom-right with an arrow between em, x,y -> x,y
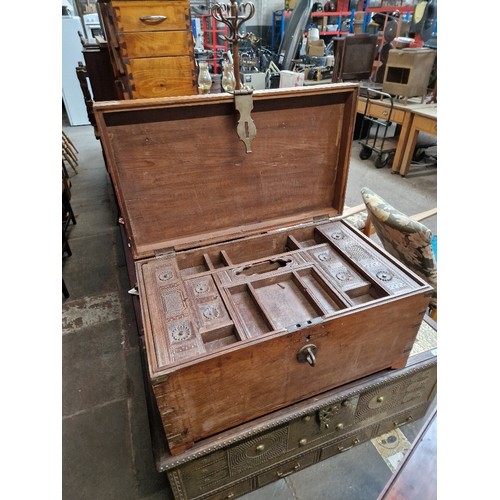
94,84 -> 433,456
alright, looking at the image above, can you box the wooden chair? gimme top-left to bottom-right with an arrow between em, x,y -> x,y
62,131 -> 78,174
332,34 -> 378,83
62,172 -> 76,300
344,188 -> 437,320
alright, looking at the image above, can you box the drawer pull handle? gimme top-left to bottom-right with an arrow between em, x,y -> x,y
393,415 -> 413,427
139,15 -> 167,23
277,463 -> 300,478
338,438 -> 360,452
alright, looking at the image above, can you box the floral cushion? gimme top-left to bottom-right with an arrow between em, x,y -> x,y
361,187 -> 437,309
343,208 -> 368,230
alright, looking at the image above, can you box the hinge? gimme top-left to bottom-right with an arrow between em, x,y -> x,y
313,214 -> 330,223
154,247 -> 175,258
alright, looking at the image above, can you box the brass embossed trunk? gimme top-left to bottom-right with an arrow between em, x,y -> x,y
154,347 -> 437,500
94,84 -> 433,456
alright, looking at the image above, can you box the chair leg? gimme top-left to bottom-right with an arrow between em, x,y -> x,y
63,231 -> 72,257
63,131 -> 79,154
363,216 -> 373,236
62,278 -> 70,298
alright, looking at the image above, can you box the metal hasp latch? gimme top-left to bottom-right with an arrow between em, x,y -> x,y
297,344 -> 318,367
212,0 -> 256,153
234,89 -> 257,153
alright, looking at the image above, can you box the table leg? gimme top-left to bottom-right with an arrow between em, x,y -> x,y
391,111 -> 413,174
399,123 -> 421,177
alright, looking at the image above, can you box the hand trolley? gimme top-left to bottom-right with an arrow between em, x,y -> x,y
358,88 -> 398,168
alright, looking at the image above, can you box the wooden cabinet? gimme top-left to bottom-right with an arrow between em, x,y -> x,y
97,0 -> 197,99
382,48 -> 436,103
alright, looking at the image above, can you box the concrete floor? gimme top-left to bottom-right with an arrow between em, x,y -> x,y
62,112 -> 437,500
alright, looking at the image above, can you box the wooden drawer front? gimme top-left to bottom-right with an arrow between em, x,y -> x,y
320,426 -> 373,461
353,364 -> 436,427
112,1 -> 190,32
127,56 -> 196,98
371,403 -> 429,438
287,395 -> 359,449
256,449 -> 318,487
364,102 -> 406,124
413,114 -> 437,135
118,31 -> 192,58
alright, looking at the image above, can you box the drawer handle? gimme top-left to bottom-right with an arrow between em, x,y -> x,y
277,463 -> 300,478
393,415 -> 413,427
338,438 -> 360,452
382,111 -> 389,116
139,15 -> 167,23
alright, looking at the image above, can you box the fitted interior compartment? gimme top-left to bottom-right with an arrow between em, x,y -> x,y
176,226 -> 332,277
295,267 -> 350,314
251,273 -> 321,331
287,227 -> 331,248
346,283 -> 387,304
226,284 -> 274,337
201,324 -> 239,352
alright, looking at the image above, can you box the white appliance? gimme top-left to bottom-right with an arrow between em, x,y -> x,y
62,15 -> 90,126
83,13 -> 104,40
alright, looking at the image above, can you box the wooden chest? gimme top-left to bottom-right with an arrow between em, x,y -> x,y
94,84 -> 433,456
153,343 -> 437,500
97,0 -> 197,99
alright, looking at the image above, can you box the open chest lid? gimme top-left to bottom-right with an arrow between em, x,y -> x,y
94,83 -> 359,260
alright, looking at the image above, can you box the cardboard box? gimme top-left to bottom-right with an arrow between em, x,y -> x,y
307,39 -> 326,57
279,70 -> 304,88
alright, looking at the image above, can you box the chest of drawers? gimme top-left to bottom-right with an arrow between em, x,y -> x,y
98,0 -> 197,98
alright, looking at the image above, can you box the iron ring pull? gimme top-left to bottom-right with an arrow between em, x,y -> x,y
297,344 -> 318,367
306,348 -> 316,367
139,15 -> 167,23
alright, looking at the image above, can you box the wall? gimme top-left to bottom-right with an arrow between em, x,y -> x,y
245,0 -> 285,28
